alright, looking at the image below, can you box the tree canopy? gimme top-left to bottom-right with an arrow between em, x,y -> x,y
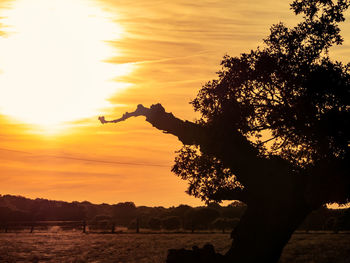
172,0 -> 350,205
100,1 -> 350,261
100,0 -> 350,206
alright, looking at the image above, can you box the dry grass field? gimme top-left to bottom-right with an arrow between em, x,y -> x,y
0,231 -> 349,263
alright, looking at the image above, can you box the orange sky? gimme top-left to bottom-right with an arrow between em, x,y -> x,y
0,0 -> 349,207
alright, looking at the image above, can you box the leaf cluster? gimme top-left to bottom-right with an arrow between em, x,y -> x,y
174,0 -> 350,201
172,146 -> 242,203
191,0 -> 350,165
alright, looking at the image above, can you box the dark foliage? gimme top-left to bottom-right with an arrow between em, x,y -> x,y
97,1 -> 350,261
185,207 -> 220,230
171,0 -> 350,205
211,217 -> 240,233
162,216 -> 182,230
148,217 -> 162,230
112,202 -> 137,226
1,194 -> 348,233
0,195 -> 86,221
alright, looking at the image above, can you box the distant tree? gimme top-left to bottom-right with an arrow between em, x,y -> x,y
212,217 -> 240,233
168,204 -> 193,228
55,202 -> 86,221
170,204 -> 193,217
112,202 -> 137,226
212,217 -> 226,233
148,217 -> 162,230
206,202 -> 222,210
102,0 -> 350,261
127,218 -> 138,230
162,216 -> 182,230
88,214 -> 112,231
0,206 -> 31,222
93,215 -> 112,222
183,207 -> 220,232
81,203 -> 98,220
0,207 -> 13,221
197,207 -> 220,229
221,202 -> 246,219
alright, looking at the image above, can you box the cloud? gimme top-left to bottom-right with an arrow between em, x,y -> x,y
0,0 -> 349,206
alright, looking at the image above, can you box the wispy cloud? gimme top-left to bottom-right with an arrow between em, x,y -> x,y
0,0 -> 349,206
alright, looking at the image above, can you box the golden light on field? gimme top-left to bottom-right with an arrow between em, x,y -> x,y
0,0 -> 132,129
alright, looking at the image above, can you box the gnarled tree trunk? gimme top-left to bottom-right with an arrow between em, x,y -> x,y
226,197 -> 311,263
99,104 -> 321,263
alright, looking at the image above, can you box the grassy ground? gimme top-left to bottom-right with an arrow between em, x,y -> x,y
0,231 -> 349,262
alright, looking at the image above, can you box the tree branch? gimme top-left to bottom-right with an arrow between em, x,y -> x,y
99,104 -> 291,190
98,104 -> 148,124
100,104 -> 204,145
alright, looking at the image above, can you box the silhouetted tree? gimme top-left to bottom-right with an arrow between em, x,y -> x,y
162,216 -> 182,230
170,204 -> 193,217
112,202 -> 137,226
127,218 -> 140,231
221,201 -> 246,219
212,217 -> 240,233
186,207 -> 220,230
101,1 -> 350,261
169,204 -> 193,229
148,217 -> 162,230
90,214 -> 112,231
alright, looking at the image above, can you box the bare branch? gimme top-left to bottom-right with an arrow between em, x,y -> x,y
99,104 -> 204,145
99,103 -> 291,189
99,104 -> 149,124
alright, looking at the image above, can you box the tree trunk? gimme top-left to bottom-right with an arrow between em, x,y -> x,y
167,196 -> 312,263
100,105 -> 317,263
225,199 -> 312,263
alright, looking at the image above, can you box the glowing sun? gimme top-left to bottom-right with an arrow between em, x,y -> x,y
0,0 -> 132,129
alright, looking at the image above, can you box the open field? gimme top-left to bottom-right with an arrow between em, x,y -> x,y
0,232 -> 350,263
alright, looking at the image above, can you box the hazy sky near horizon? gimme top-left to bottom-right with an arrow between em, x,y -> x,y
0,0 -> 349,207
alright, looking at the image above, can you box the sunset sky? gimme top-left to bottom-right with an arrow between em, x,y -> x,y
0,0 -> 349,207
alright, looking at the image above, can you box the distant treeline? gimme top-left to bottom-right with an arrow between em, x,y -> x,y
0,194 -> 349,232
